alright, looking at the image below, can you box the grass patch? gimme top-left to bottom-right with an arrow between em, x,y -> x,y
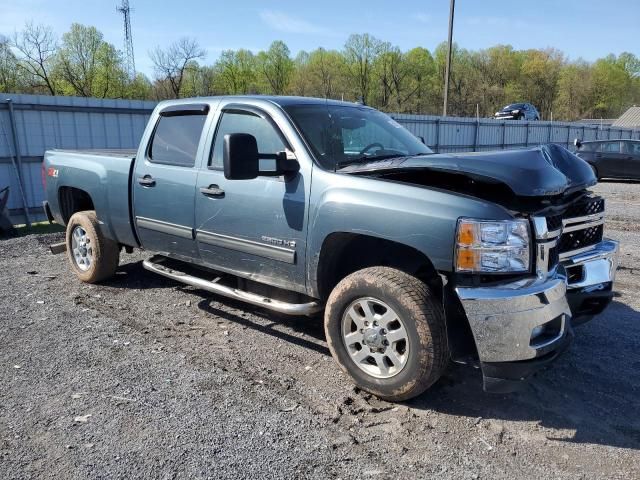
12,221 -> 64,237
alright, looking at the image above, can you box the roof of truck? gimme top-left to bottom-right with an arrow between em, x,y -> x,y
157,95 -> 366,109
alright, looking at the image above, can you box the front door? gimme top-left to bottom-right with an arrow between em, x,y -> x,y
194,104 -> 309,293
133,105 -> 210,260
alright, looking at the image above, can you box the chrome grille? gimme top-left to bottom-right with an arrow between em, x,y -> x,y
533,195 -> 605,275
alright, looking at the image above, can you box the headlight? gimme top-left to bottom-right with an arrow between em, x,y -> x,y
455,219 -> 530,273
512,109 -> 520,114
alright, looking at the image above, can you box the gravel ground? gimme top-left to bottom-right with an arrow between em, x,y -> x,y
1,181 -> 639,479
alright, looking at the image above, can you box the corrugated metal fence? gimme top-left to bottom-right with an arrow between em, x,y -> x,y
0,94 -> 155,224
1,93 -> 639,225
391,113 -> 640,153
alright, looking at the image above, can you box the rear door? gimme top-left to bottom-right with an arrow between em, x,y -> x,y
622,141 -> 640,178
595,141 -> 625,177
194,102 -> 310,293
132,104 -> 210,260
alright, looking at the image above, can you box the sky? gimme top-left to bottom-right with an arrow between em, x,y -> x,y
1,0 -> 638,77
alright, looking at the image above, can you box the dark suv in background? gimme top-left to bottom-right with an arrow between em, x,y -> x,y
494,103 -> 540,121
575,139 -> 640,180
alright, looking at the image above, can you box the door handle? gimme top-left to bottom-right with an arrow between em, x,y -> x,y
138,175 -> 156,187
200,184 -> 225,198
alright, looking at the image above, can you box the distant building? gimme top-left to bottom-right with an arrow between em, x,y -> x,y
612,106 -> 640,129
575,118 -> 616,127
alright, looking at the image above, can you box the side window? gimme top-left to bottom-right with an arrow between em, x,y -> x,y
210,111 -> 285,170
623,142 -> 640,156
599,142 -> 621,154
148,114 -> 207,167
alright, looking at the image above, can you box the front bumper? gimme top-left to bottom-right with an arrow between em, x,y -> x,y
562,239 -> 619,322
454,238 -> 618,392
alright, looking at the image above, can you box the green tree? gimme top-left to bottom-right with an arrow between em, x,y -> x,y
215,49 -> 256,94
55,24 -> 127,98
256,41 -> 294,95
0,35 -> 20,93
344,34 -> 383,105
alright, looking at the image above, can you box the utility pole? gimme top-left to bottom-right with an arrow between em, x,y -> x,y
442,0 -> 455,117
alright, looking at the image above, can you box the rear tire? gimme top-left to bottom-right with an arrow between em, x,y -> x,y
65,210 -> 119,283
324,267 -> 448,402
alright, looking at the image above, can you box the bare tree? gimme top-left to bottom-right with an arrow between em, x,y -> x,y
12,22 -> 58,95
150,38 -> 205,98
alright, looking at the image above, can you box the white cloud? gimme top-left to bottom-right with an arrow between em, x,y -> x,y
259,10 -> 335,36
413,13 -> 431,24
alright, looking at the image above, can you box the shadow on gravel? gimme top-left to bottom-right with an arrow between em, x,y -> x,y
102,259 -> 640,450
195,294 -> 330,357
408,299 -> 640,451
101,260 -> 178,290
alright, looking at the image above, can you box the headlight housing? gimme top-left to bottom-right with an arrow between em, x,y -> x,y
512,109 -> 520,114
455,219 -> 530,273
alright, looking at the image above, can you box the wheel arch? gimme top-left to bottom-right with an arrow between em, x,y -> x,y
58,186 -> 95,224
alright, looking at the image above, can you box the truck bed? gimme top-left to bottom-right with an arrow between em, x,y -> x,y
44,148 -> 138,247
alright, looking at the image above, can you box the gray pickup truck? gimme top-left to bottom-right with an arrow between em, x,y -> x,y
43,96 -> 618,401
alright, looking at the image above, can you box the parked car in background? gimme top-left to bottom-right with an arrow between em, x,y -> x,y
574,139 -> 640,180
494,103 -> 540,121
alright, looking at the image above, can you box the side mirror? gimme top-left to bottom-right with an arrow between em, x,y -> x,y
223,133 -> 259,180
417,135 -> 426,145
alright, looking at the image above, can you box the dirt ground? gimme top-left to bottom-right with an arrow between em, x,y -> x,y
1,181 -> 639,479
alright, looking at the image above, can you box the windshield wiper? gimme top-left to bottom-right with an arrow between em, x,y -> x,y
335,153 -> 406,169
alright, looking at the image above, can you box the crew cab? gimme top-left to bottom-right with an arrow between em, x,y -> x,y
42,96 -> 619,401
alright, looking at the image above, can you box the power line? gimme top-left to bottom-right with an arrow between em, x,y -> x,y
116,0 -> 136,79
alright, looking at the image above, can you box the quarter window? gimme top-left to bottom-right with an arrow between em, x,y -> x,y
210,111 -> 286,169
149,114 -> 207,167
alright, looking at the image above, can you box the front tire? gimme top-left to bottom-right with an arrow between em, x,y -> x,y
324,267 -> 448,401
65,210 -> 119,283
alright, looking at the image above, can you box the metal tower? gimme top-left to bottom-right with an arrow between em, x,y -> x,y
116,0 -> 136,78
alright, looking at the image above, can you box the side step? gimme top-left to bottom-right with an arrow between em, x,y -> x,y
142,256 -> 323,316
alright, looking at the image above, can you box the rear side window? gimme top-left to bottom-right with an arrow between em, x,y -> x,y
149,115 -> 207,167
624,142 -> 640,155
599,142 -> 621,153
210,111 -> 285,169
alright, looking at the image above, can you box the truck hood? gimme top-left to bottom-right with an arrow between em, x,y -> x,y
342,144 -> 596,198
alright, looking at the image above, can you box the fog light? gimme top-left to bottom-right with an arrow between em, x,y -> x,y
531,324 -> 545,340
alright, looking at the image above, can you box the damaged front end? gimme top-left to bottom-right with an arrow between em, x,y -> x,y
347,144 -> 619,392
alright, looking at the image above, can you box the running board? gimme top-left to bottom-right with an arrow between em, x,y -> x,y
142,256 -> 323,316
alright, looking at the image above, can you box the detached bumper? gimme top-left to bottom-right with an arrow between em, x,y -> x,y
454,238 -> 618,392
456,277 -> 572,392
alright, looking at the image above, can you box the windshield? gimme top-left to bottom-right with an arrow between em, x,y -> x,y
283,104 -> 433,170
503,103 -> 525,110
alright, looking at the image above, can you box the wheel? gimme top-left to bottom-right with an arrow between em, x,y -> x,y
324,267 -> 448,401
65,210 -> 119,283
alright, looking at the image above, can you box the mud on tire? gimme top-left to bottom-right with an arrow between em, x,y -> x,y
65,210 -> 119,283
324,266 -> 449,401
